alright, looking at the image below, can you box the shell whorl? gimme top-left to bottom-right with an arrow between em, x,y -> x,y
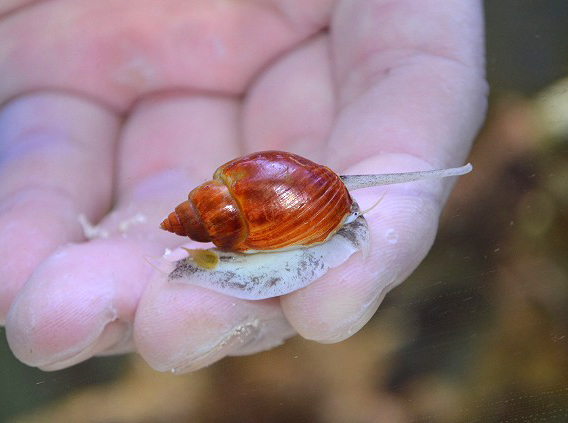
160,200 -> 210,241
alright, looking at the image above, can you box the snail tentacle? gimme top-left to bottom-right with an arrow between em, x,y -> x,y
340,163 -> 472,191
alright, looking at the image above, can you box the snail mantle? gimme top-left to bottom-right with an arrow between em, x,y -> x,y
158,151 -> 472,300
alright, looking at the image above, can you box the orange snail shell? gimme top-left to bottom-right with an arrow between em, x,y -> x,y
160,151 -> 354,252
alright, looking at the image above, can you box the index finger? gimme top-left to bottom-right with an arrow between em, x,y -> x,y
327,0 -> 487,169
281,0 -> 487,341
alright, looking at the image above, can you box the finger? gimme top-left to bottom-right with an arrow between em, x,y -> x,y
242,35 -> 333,158
115,94 -> 241,197
119,95 -> 296,372
0,93 -> 118,323
134,264 -> 295,373
5,238 -> 155,371
0,0 -> 330,109
115,94 -> 244,249
282,0 -> 486,341
327,0 -> 487,168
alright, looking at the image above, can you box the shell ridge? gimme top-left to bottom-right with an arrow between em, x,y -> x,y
187,198 -> 207,236
245,167 -> 350,249
241,167 -> 320,247
215,171 -> 251,251
253,181 -> 331,246
259,168 -> 348,242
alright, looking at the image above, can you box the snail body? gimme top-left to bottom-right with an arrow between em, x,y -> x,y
161,151 -> 354,252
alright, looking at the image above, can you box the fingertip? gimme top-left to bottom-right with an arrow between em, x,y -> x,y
0,190 -> 84,323
5,272 -> 123,370
5,239 -> 150,369
134,266 -> 294,373
281,251 -> 383,343
134,271 -> 244,372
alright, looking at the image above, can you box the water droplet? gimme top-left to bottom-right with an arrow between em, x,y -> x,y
385,228 -> 398,244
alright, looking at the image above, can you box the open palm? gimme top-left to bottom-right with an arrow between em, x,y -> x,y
0,0 -> 487,372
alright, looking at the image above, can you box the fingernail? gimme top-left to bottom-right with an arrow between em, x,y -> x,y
169,319 -> 262,374
39,321 -> 131,371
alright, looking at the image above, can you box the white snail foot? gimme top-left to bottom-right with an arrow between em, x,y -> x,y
163,215 -> 370,300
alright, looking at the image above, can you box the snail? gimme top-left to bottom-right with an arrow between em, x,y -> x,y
158,150 -> 472,300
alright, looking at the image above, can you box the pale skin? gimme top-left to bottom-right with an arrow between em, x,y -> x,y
0,0 -> 487,372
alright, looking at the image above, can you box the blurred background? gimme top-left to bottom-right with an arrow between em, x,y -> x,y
2,1 -> 568,422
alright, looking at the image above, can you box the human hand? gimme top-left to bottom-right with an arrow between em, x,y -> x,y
1,0 -> 487,372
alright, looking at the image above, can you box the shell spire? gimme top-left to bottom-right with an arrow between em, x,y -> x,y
160,200 -> 212,242
160,211 -> 185,236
